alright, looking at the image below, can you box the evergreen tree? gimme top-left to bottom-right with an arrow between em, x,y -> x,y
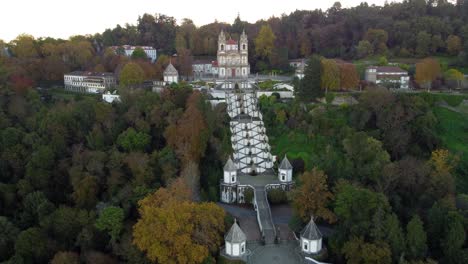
406,215 -> 428,260
297,55 -> 323,101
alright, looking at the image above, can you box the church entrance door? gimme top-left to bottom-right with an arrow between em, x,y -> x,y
231,68 -> 236,77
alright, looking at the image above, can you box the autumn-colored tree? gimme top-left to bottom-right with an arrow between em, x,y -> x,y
72,174 -> 99,209
339,63 -> 359,90
11,34 -> 38,58
133,178 -> 225,264
292,168 -> 336,223
119,62 -> 145,88
50,251 -> 80,264
255,24 -> 276,59
342,237 -> 392,264
427,149 -> 458,202
175,48 -> 193,78
164,91 -> 209,164
415,58 -> 441,91
321,58 -> 340,93
446,35 -> 462,56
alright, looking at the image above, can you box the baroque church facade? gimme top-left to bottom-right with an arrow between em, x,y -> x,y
217,30 -> 250,78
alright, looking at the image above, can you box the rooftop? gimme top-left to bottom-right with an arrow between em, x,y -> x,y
164,63 -> 178,75
227,39 -> 238,45
224,157 -> 237,172
367,66 -> 407,73
111,45 -> 156,51
225,219 -> 247,243
279,156 -> 293,170
66,71 -> 115,77
300,217 -> 322,241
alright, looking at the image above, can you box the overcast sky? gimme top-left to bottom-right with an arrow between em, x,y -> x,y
1,0 -> 397,42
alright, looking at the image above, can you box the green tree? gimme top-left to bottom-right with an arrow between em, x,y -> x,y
117,128 -> 151,152
383,213 -> 406,259
342,132 -> 390,185
131,47 -> 147,60
255,24 -> 276,59
416,31 -> 431,57
440,212 -> 465,264
95,206 -> 124,242
406,215 -> 428,260
11,34 -> 38,58
356,40 -> 373,58
364,29 -> 388,55
15,227 -> 49,263
334,182 -> 391,237
297,55 -> 323,101
0,217 -> 19,261
342,237 -> 392,264
119,62 -> 145,87
321,58 -> 340,93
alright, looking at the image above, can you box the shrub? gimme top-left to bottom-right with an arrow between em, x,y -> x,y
243,188 -> 254,204
267,188 -> 288,204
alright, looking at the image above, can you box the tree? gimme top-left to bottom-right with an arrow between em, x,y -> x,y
383,213 -> 406,259
446,35 -> 462,55
292,168 -> 335,223
50,251 -> 80,264
119,62 -> 145,87
342,237 -> 392,264
95,206 -> 124,243
11,34 -> 38,58
117,128 -> 151,152
356,40 -> 373,58
321,58 -> 340,93
72,174 -> 99,209
15,227 -> 49,263
415,58 -> 441,91
406,215 -> 428,260
0,216 -> 18,261
133,178 -> 225,264
255,24 -> 276,59
444,69 -> 464,89
334,182 -> 391,238
342,132 -> 390,185
364,29 -> 388,55
339,63 -> 359,90
416,32 -> 431,57
297,55 -> 323,101
440,212 -> 465,264
131,47 -> 147,60
427,149 -> 457,201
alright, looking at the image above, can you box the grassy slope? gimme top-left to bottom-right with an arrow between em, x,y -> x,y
433,106 -> 468,192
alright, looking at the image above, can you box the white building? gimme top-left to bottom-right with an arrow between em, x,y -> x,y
223,157 -> 238,184
64,71 -> 116,93
217,30 -> 250,78
224,219 -> 247,258
192,59 -> 215,77
111,45 -> 157,63
102,91 -> 121,103
300,217 -> 323,255
163,63 -> 179,84
289,59 -> 306,79
365,66 -> 410,89
278,156 -> 293,183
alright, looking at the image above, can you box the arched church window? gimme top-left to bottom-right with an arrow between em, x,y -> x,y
221,44 -> 224,51
243,44 -> 246,50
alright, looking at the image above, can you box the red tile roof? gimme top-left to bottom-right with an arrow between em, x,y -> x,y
227,39 -> 237,45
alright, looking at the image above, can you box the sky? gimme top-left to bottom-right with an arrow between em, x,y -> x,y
0,0 -> 396,42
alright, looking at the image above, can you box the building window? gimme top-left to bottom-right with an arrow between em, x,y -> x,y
303,242 -> 308,251
241,244 -> 245,253
243,44 -> 246,50
221,44 -> 224,51
281,173 -> 285,181
231,176 -> 235,182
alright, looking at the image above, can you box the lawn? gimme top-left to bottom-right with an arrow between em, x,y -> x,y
433,106 -> 468,192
